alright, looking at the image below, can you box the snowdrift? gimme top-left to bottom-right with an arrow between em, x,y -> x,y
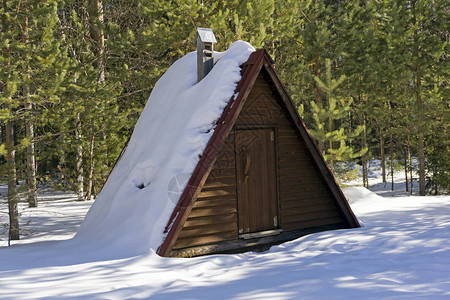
75,41 -> 255,254
343,187 -> 384,204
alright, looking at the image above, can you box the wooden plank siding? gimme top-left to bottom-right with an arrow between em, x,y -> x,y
172,69 -> 346,252
172,132 -> 238,250
235,70 -> 346,232
235,128 -> 278,234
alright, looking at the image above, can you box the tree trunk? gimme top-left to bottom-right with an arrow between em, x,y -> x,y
86,134 -> 95,200
85,0 -> 105,200
314,56 -> 324,154
390,130 -> 394,191
408,135 -> 413,194
25,106 -> 37,207
404,149 -> 409,192
380,127 -> 386,183
102,129 -> 108,181
22,16 -> 37,208
75,112 -> 84,201
413,2 -> 425,196
88,0 -> 105,83
362,159 -> 368,188
361,113 -> 368,187
86,133 -> 95,200
6,120 -> 19,241
2,0 -> 19,241
416,72 -> 425,195
388,102 -> 394,191
329,136 -> 334,174
433,166 -> 438,195
327,89 -> 333,174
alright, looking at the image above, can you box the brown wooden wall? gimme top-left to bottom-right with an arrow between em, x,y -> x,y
172,69 -> 346,251
235,71 -> 345,231
172,132 -> 238,250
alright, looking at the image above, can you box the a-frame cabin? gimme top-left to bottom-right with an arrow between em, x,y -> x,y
158,49 -> 359,257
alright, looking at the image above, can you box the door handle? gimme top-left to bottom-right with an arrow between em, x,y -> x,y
243,154 -> 250,183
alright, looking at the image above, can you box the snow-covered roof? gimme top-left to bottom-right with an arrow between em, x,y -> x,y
75,41 -> 255,255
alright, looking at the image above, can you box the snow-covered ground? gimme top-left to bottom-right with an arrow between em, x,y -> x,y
344,159 -> 423,197
0,40 -> 448,298
0,173 -> 449,299
0,186 -> 93,247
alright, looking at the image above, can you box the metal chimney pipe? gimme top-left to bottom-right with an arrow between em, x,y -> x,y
195,28 -> 217,82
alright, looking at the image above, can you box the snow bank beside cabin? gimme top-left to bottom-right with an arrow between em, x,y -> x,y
75,41 -> 255,255
343,187 -> 384,204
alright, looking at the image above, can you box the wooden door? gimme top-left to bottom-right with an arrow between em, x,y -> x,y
236,128 -> 278,234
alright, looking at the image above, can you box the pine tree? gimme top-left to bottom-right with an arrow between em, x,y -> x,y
310,59 -> 367,174
336,0 -> 375,187
269,0 -> 311,105
424,80 -> 449,194
387,0 -> 448,195
2,0 -> 447,208
1,0 -> 21,240
56,0 -> 129,199
58,3 -> 95,199
19,0 -> 66,207
139,0 -> 277,67
283,0 -> 343,153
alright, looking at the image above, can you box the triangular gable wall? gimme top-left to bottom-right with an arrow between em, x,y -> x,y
158,49 -> 359,257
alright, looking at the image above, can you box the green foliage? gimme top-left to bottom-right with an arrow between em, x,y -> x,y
310,59 -> 367,171
334,163 -> 360,186
0,0 -> 447,195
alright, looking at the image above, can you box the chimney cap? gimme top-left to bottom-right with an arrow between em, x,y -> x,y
195,28 -> 217,45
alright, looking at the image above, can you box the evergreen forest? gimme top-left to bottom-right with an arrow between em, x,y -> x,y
1,0 -> 448,240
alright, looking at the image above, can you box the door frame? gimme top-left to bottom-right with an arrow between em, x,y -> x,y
233,125 -> 280,236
